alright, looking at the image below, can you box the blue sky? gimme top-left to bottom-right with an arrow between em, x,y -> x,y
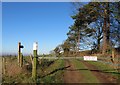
2,2 -> 74,55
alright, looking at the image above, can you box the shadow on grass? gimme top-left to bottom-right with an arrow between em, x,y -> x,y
90,69 -> 120,75
40,65 -> 71,78
66,68 -> 120,75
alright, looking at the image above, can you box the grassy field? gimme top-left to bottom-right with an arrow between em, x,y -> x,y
2,56 -> 65,83
39,59 -> 64,83
87,61 -> 119,78
2,56 -> 119,84
72,59 -> 100,83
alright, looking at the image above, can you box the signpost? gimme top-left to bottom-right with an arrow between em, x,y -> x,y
18,42 -> 24,67
84,56 -> 97,61
32,42 -> 38,80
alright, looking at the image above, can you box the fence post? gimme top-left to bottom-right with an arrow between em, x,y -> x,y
112,48 -> 115,62
32,42 -> 38,80
3,57 -> 6,75
20,53 -> 23,67
112,48 -> 117,69
18,42 -> 24,67
18,42 -> 21,65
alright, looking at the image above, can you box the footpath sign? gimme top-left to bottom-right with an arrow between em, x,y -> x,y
84,56 -> 97,61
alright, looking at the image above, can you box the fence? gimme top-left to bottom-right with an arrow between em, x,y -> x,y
38,56 -> 119,68
2,42 -> 120,83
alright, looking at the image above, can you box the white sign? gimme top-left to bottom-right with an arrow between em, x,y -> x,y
21,48 -> 23,53
84,56 -> 97,61
33,42 -> 38,50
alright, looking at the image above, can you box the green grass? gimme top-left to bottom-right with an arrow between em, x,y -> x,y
39,59 -> 64,83
87,61 -> 119,78
2,56 -> 35,83
72,59 -> 100,83
4,56 -> 119,83
3,56 -> 65,83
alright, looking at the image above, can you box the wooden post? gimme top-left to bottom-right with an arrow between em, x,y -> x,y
18,42 -> 21,65
112,48 -> 115,63
32,42 -> 38,80
30,54 -> 33,65
2,57 -> 6,75
20,53 -> 23,67
111,48 -> 117,69
18,42 -> 24,67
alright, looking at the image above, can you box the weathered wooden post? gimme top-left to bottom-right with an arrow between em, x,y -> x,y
32,42 -> 38,80
112,48 -> 115,63
20,53 -> 23,67
112,48 -> 117,69
18,42 -> 21,65
2,57 -> 6,75
18,42 -> 24,67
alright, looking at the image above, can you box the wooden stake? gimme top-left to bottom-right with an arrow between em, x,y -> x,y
30,54 -> 33,65
112,48 -> 115,62
18,42 -> 21,65
32,42 -> 38,80
2,57 -> 6,75
18,42 -> 24,67
20,53 -> 23,67
111,48 -> 116,69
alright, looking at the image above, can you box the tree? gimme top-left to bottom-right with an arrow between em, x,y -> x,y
70,2 -> 98,53
67,25 -> 80,54
61,40 -> 71,57
72,2 -> 120,54
54,45 -> 62,57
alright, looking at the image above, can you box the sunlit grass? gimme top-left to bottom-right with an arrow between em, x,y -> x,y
39,59 -> 64,83
72,59 -> 100,83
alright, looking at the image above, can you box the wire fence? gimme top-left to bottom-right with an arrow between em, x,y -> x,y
38,56 -> 120,68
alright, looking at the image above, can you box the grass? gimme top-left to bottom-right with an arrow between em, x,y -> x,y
3,56 -> 119,83
3,56 -> 65,83
2,56 -> 34,83
87,61 -> 120,78
72,59 -> 100,83
38,59 -> 64,83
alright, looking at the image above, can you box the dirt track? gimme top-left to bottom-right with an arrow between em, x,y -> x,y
64,59 -> 83,83
82,61 -> 117,83
64,59 -> 118,84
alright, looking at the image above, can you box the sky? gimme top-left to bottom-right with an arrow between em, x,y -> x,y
0,2 -> 2,56
2,2 -> 75,55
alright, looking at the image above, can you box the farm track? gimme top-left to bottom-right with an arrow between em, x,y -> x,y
81,61 -> 117,84
63,59 -> 83,83
63,59 -> 118,84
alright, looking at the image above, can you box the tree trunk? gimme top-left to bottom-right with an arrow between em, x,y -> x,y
77,29 -> 80,54
97,38 -> 100,52
102,3 -> 110,54
97,25 -> 102,52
